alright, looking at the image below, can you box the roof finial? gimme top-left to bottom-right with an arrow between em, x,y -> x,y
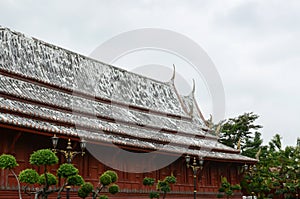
171,64 -> 176,82
237,138 -> 241,152
255,148 -> 261,160
192,79 -> 196,95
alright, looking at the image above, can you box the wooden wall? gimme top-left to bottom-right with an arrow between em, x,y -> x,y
0,128 -> 242,199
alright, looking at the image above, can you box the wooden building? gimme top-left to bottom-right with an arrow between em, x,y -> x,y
0,26 -> 256,198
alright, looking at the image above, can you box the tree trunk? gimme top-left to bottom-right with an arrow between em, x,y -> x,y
10,169 -> 22,199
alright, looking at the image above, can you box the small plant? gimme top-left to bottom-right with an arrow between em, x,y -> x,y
19,169 -> 39,184
149,191 -> 160,199
56,163 -> 84,198
29,149 -> 58,166
77,170 -> 119,199
0,154 -> 19,169
143,174 -> 177,199
38,173 -> 57,186
99,195 -> 108,199
67,174 -> 84,186
18,149 -> 83,199
0,154 -> 22,199
78,182 -> 94,198
108,184 -> 119,194
217,177 -> 241,199
164,175 -> 176,184
143,177 -> 155,186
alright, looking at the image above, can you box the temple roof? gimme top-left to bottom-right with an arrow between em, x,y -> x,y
0,26 -> 256,163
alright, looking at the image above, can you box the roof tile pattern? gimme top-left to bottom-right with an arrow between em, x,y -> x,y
0,27 -> 256,162
0,27 -> 186,117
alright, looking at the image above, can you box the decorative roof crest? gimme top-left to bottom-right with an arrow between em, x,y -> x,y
191,79 -> 196,96
170,64 -> 176,83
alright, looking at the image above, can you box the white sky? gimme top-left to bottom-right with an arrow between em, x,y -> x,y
1,0 -> 300,147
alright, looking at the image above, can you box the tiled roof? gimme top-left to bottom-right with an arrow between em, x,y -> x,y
0,26 -> 256,163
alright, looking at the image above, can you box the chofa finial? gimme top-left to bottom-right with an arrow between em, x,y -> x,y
192,79 -> 196,95
171,64 -> 176,82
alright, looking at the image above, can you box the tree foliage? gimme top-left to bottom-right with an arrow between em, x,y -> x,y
19,169 -> 39,184
217,177 -> 241,199
38,173 -> 57,186
78,182 -> 93,198
219,112 -> 263,158
29,149 -> 58,166
108,184 -> 119,194
12,148 -> 84,199
57,163 -> 78,178
77,170 -> 119,199
143,177 -> 155,186
219,112 -> 300,199
143,175 -> 177,199
0,154 -> 19,169
0,154 -> 22,199
241,134 -> 300,199
67,174 -> 84,186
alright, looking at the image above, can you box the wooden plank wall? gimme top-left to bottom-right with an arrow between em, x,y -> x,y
0,128 -> 242,198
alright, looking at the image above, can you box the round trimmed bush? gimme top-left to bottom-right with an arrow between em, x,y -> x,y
108,184 -> 119,194
19,169 -> 39,184
29,149 -> 58,166
157,181 -> 170,192
78,182 -> 93,198
99,195 -> 108,199
99,173 -> 111,186
0,154 -> 18,169
78,188 -> 89,198
149,191 -> 159,199
143,177 -> 155,186
67,174 -> 84,186
81,182 -> 93,193
57,163 -> 78,178
164,175 -> 176,184
104,170 -> 118,183
39,173 -> 57,185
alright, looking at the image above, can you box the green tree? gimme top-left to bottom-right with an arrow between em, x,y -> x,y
143,175 -> 176,199
17,149 -> 84,199
19,149 -> 59,199
241,135 -> 300,199
219,112 -> 263,158
217,176 -> 241,199
77,170 -> 119,199
56,163 -> 84,198
0,154 -> 22,199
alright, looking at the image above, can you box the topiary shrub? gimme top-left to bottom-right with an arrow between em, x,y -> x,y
157,180 -> 171,193
149,191 -> 160,199
78,170 -> 119,199
38,173 -> 57,185
29,149 -> 58,166
143,175 -> 177,199
0,154 -> 22,199
78,182 -> 93,198
81,182 -> 93,193
164,175 -> 176,184
99,195 -> 108,199
19,169 -> 39,184
0,154 -> 18,169
218,177 -> 241,199
99,173 -> 112,186
67,174 -> 84,186
104,170 -> 118,183
108,184 -> 119,194
78,188 -> 89,198
57,163 -> 78,178
143,177 -> 155,186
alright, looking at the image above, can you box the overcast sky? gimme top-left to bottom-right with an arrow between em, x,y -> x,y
1,0 -> 299,147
